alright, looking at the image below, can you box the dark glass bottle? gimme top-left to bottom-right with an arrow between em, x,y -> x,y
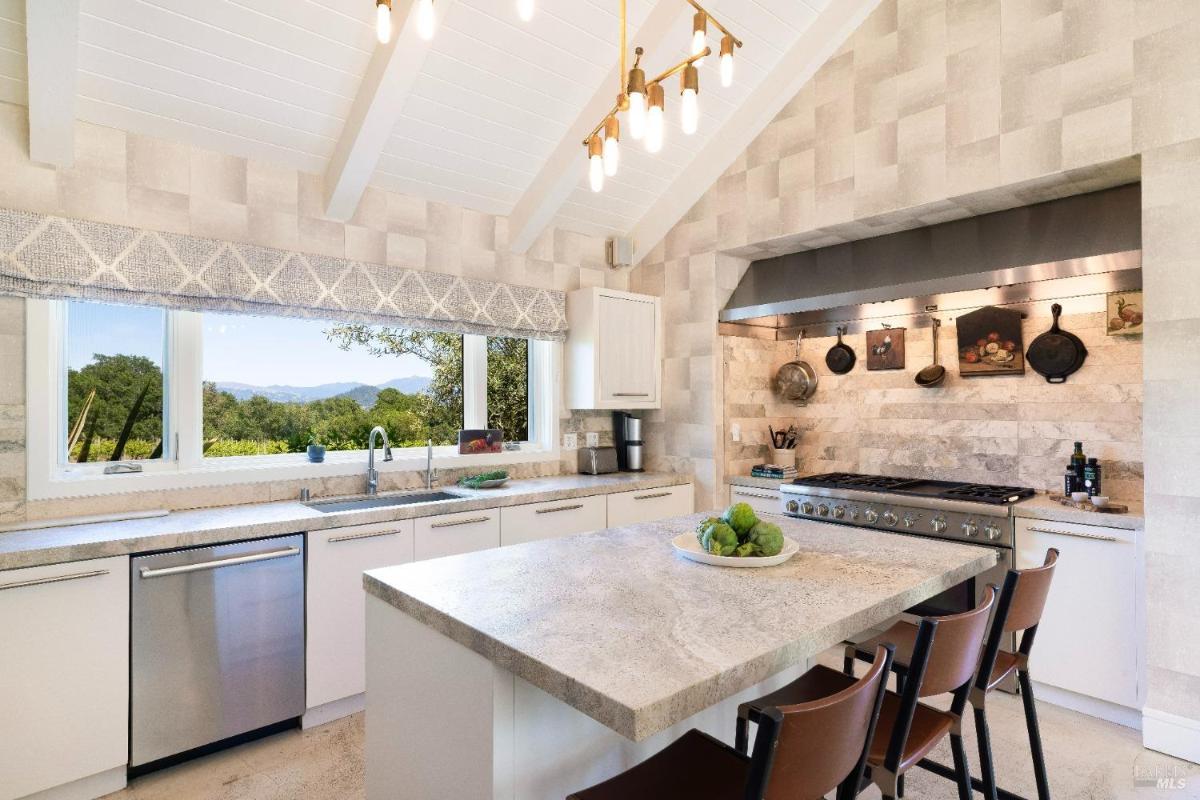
1083,457 -> 1102,497
1064,463 -> 1078,496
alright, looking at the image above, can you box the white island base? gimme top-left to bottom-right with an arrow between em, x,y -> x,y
365,595 -> 809,800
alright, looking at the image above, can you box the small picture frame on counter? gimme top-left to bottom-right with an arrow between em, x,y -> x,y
458,429 -> 504,455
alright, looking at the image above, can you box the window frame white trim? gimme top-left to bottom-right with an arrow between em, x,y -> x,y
26,300 -> 560,501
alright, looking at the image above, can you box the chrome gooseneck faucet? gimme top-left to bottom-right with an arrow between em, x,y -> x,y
367,426 -> 393,496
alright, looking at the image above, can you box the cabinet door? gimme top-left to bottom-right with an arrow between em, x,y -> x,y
597,294 -> 657,405
1016,519 -> 1138,708
307,521 -> 415,710
415,510 -> 501,561
500,495 -> 607,546
0,556 -> 129,800
728,486 -> 785,518
607,484 -> 695,527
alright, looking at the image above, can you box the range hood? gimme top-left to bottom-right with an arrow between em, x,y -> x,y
720,184 -> 1142,337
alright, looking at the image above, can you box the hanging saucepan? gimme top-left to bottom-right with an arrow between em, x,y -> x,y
774,331 -> 818,404
825,326 -> 856,375
915,317 -> 946,388
1026,303 -> 1088,384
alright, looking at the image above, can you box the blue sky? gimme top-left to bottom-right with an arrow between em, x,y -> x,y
67,303 -> 432,386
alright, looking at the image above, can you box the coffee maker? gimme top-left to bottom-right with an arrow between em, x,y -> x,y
612,411 -> 643,472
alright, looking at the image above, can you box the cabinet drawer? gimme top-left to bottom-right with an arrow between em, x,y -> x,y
727,486 -> 783,518
415,510 -> 501,561
0,556 -> 129,800
500,495 -> 607,546
607,483 -> 694,527
1016,518 -> 1139,708
307,521 -> 415,710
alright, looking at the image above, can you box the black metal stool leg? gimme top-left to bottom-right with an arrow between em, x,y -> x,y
1018,670 -> 1052,800
734,712 -> 749,755
949,734 -> 973,800
975,704 -> 1000,800
897,772 -> 905,797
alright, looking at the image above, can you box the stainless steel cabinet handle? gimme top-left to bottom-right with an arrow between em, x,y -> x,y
139,546 -> 301,579
613,393 -> 650,397
0,569 -> 109,592
430,516 -> 492,529
535,504 -> 584,515
328,529 -> 402,544
634,492 -> 672,501
1027,526 -> 1119,543
734,490 -> 779,500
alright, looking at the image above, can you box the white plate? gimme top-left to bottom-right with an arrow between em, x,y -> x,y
671,532 -> 800,568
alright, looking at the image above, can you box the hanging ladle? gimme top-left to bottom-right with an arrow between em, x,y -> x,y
915,317 -> 946,388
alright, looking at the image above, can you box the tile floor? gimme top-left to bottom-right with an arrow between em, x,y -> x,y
102,685 -> 1197,799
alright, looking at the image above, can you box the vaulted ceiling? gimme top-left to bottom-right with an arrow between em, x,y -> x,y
0,0 -> 878,260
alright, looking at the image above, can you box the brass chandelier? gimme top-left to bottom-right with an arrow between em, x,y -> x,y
371,0 -> 744,193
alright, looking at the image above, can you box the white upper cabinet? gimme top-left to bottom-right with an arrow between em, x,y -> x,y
566,288 -> 662,410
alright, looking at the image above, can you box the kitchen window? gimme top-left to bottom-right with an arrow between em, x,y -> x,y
27,299 -> 558,499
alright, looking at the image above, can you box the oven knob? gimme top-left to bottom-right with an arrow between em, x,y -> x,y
833,505 -> 846,519
882,511 -> 899,527
930,516 -> 948,533
983,523 -> 1002,541
848,508 -> 859,521
786,500 -> 799,514
800,502 -> 815,515
962,521 -> 979,538
903,515 -> 916,528
817,504 -> 830,517
864,508 -> 879,524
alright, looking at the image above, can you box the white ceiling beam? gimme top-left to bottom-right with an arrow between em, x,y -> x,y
323,0 -> 456,221
629,0 -> 883,265
25,0 -> 81,168
506,0 -> 685,254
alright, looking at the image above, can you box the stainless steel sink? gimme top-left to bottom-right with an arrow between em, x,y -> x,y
305,491 -> 464,514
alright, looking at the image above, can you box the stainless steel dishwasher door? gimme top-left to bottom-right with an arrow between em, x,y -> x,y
130,534 -> 305,768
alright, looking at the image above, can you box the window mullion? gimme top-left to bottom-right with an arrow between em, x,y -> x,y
463,334 -> 487,430
170,310 -> 204,469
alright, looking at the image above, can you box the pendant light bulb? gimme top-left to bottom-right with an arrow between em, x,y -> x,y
645,83 -> 665,154
416,0 -> 436,41
626,66 -> 647,140
587,135 -> 605,192
680,65 -> 700,135
691,12 -> 708,66
719,35 -> 735,87
517,0 -> 535,22
602,117 -> 620,177
375,0 -> 392,44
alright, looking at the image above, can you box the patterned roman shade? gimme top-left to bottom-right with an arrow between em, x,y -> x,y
0,208 -> 567,340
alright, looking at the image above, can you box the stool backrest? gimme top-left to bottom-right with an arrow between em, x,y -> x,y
917,584 -> 997,698
758,645 -> 894,800
1002,548 -> 1059,633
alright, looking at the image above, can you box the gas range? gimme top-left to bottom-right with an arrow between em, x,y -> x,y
779,472 -> 1036,548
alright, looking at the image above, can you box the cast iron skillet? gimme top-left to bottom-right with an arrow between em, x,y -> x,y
825,326 -> 856,374
1026,303 -> 1088,383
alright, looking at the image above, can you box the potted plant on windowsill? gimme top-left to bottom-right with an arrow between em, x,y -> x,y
306,436 -> 326,463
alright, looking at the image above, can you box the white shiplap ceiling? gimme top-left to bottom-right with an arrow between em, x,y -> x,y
7,0 -> 872,256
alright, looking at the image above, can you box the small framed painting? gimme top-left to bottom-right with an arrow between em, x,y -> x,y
866,327 -> 905,371
956,306 -> 1025,377
1107,290 -> 1143,336
458,429 -> 503,455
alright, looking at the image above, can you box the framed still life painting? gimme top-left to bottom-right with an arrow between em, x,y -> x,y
1107,290 -> 1143,336
955,306 -> 1025,377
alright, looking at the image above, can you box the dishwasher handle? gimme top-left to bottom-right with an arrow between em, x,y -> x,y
138,546 -> 301,579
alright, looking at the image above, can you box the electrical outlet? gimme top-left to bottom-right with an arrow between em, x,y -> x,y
730,423 -> 741,442
563,433 -> 578,449
585,432 -> 599,448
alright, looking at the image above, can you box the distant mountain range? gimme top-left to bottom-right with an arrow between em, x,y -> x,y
214,376 -> 431,407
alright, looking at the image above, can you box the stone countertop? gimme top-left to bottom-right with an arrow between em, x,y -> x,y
1014,494 -> 1144,531
0,473 -> 691,571
364,513 -> 996,742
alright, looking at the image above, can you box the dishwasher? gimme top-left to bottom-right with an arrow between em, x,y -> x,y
130,534 -> 305,770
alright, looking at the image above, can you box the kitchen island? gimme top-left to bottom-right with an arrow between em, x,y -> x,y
362,513 -> 997,800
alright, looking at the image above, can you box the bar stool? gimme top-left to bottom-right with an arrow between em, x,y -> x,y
847,549 -> 1060,800
566,645 -> 894,800
738,587 -> 997,800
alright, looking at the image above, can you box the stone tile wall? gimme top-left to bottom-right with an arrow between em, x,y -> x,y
723,306 -> 1144,500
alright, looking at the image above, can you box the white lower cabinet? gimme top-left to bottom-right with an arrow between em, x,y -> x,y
1016,518 -> 1140,710
607,483 -> 694,527
727,485 -> 784,518
500,495 -> 607,546
0,556 -> 129,800
307,521 -> 415,715
414,509 -> 501,561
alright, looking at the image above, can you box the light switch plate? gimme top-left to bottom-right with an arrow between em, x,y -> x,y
563,433 -> 578,449
585,432 -> 599,448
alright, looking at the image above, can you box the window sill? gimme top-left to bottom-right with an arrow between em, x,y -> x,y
32,447 -> 562,501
